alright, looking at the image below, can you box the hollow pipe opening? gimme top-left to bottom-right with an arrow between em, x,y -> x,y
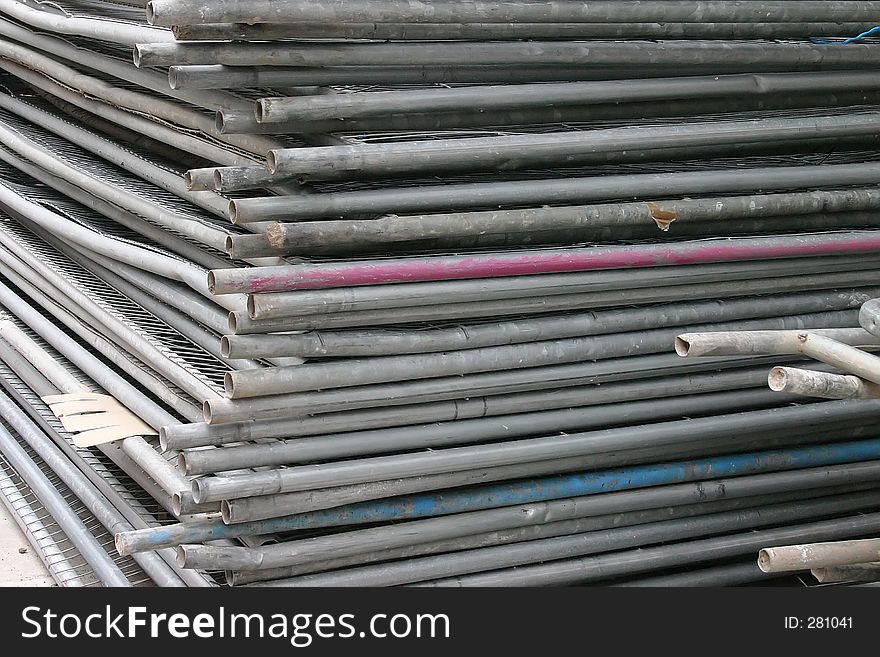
757,549 -> 774,572
167,66 -> 181,89
224,235 -> 235,257
158,426 -> 170,452
190,478 -> 206,505
221,500 -> 232,524
171,492 -> 184,517
224,371 -> 235,396
266,150 -> 278,175
227,199 -> 240,223
768,367 -> 788,392
220,335 -> 232,358
674,335 -> 692,357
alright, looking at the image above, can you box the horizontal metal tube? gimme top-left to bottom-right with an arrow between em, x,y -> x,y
163,356 -> 796,447
264,189 -> 880,250
235,93 -> 880,135
759,539 -> 880,572
225,310 -> 857,397
266,115 -> 880,181
238,271 -> 880,332
172,64 -> 732,90
135,39 -> 880,68
171,21 -> 880,42
247,254 -> 878,318
179,490 -> 880,572
182,369 -> 799,474
227,162 -> 880,224
237,486 -> 837,586
206,353 -> 810,425
417,497 -> 880,586
260,490 -> 880,585
258,72 -> 880,123
812,563 -> 880,583
676,327 -> 880,357
768,366 -> 880,400
225,289 -> 877,359
192,400 -> 880,502
146,1 -> 880,26
213,231 -> 880,294
250,209 -> 880,257
220,424 -> 880,522
120,437 -> 880,557
615,561 -> 775,587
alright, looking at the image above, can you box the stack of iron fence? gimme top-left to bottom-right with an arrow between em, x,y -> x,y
1,0 -> 880,586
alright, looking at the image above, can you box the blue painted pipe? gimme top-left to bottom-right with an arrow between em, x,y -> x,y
118,437 -> 880,554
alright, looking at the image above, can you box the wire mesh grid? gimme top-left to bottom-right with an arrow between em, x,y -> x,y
0,417 -> 154,586
0,217 -> 230,394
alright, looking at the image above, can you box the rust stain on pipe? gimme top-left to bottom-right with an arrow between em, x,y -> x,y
647,202 -> 677,231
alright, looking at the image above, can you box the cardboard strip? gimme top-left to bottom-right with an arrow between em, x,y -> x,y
41,393 -> 157,447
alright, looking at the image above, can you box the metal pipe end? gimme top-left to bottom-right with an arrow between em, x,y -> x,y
768,367 -> 788,392
202,400 -> 214,424
175,545 -> 188,568
246,296 -> 256,319
213,169 -> 225,191
183,170 -> 196,191
224,235 -> 237,259
227,312 -> 239,334
177,452 -> 190,476
674,335 -> 692,357
207,270 -> 218,294
190,478 -> 206,505
757,549 -> 773,573
132,44 -> 145,68
158,426 -> 170,452
145,2 -> 157,25
224,371 -> 235,397
114,533 -> 128,557
255,100 -> 267,123
227,199 -> 240,224
266,150 -> 278,175
220,336 -> 232,358
220,500 -> 232,524
171,493 -> 183,517
168,66 -> 182,89
214,111 -> 227,133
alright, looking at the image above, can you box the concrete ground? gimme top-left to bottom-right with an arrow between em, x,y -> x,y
0,502 -> 53,586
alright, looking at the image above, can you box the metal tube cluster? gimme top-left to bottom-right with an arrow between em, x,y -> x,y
0,0 -> 878,586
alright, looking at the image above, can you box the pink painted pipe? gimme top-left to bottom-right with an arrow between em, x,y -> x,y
208,230 -> 880,294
